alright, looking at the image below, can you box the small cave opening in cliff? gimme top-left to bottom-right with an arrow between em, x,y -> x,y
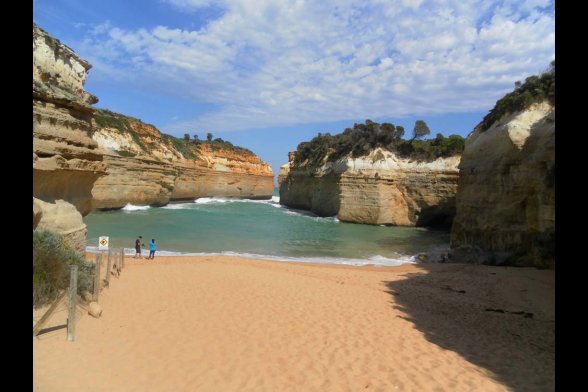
416,210 -> 455,229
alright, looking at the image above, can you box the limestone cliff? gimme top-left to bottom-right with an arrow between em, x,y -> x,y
279,149 -> 460,226
450,102 -> 555,267
33,23 -> 106,252
91,110 -> 274,209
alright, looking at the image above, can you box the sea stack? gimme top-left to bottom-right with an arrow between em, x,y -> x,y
278,121 -> 462,227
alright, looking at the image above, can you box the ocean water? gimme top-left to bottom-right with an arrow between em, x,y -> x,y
84,190 -> 450,266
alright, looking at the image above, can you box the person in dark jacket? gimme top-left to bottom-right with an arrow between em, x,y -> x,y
134,235 -> 144,258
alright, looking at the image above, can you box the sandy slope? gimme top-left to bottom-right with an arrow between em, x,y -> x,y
33,256 -> 554,391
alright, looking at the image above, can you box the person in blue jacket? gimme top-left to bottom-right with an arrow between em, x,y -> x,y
148,239 -> 157,260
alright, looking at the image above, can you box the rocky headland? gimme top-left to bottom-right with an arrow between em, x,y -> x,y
33,23 -> 273,251
278,121 -> 464,227
450,62 -> 555,268
279,149 -> 460,226
90,110 -> 274,210
33,23 -> 106,251
450,102 -> 555,267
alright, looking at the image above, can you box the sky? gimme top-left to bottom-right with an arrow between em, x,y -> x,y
34,0 -> 555,183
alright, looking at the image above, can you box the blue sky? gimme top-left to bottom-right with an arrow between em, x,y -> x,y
34,0 -> 555,183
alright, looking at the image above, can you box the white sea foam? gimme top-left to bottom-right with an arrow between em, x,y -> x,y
161,196 -> 331,221
122,203 -> 150,211
161,203 -> 196,209
194,197 -> 229,204
115,196 -> 336,224
194,196 -> 281,206
85,247 -> 415,266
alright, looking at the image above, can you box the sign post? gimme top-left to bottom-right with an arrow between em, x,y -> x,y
98,236 -> 109,251
94,236 -> 109,301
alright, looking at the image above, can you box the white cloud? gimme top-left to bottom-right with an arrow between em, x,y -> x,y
79,0 -> 554,132
163,0 -> 220,10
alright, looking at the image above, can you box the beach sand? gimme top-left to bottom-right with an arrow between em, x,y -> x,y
33,255 -> 554,391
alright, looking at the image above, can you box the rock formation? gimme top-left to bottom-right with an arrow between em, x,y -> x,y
450,102 -> 555,267
33,23 -> 106,252
33,23 -> 273,228
90,110 -> 274,209
279,148 -> 460,226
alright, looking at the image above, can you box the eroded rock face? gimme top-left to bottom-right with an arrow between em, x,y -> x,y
450,102 -> 555,267
33,24 -> 106,251
33,198 -> 87,253
91,115 -> 274,209
279,149 -> 460,226
91,154 -> 177,209
33,23 -> 273,220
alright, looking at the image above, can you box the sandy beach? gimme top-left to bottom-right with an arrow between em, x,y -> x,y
33,255 -> 554,391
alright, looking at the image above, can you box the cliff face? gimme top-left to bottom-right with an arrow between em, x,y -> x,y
450,102 -> 555,267
279,149 -> 460,226
91,112 -> 274,209
33,23 -> 106,252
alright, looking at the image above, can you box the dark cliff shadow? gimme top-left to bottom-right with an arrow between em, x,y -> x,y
279,170 -> 343,217
384,263 -> 554,391
416,198 -> 456,228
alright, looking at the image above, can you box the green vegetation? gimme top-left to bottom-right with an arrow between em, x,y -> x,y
161,134 -> 199,160
95,108 -> 256,160
478,60 -> 555,132
94,109 -> 134,132
33,229 -> 94,309
411,120 -> 431,141
208,138 -> 254,155
94,109 -> 149,152
293,119 -> 465,171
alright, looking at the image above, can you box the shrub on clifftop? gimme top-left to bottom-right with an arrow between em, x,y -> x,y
292,119 -> 465,171
33,229 -> 94,308
478,60 -> 555,132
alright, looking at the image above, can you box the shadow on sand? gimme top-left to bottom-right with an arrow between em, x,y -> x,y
37,324 -> 67,336
384,263 -> 554,391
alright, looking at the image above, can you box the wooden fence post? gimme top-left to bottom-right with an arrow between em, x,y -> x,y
116,251 -> 122,278
93,253 -> 102,302
121,248 -> 125,269
67,265 -> 78,342
114,248 -> 119,273
106,248 -> 112,285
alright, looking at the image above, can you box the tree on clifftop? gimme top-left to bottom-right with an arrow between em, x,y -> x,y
207,132 -> 213,141
411,120 -> 430,142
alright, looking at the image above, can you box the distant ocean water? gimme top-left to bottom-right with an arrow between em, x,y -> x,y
85,189 -> 450,267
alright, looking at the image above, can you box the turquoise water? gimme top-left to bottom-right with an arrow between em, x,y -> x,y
84,190 -> 450,266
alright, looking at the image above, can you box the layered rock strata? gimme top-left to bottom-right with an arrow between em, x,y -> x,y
450,102 -> 555,267
91,113 -> 274,209
33,23 -> 273,222
279,149 -> 460,226
33,23 -> 106,252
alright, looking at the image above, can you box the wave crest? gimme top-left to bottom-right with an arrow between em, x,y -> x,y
122,203 -> 150,211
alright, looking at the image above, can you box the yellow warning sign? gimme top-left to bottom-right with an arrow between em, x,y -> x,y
98,236 -> 109,250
